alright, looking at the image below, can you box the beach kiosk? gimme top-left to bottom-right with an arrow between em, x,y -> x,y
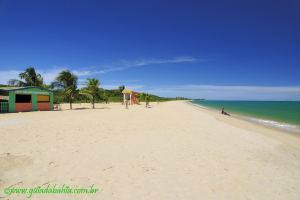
122,89 -> 139,105
0,86 -> 53,113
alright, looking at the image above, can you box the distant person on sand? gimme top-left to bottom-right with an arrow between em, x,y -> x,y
145,94 -> 150,108
125,94 -> 130,109
221,107 -> 230,116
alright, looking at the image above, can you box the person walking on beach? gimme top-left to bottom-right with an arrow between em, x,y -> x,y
125,93 -> 130,109
145,94 -> 150,108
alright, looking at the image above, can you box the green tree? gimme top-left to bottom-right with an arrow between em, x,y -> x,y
80,78 -> 100,109
103,93 -> 109,104
118,85 -> 125,92
8,67 -> 43,86
138,93 -> 145,102
118,85 -> 125,104
52,70 -> 78,110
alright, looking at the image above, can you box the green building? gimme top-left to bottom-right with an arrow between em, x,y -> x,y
0,86 -> 53,113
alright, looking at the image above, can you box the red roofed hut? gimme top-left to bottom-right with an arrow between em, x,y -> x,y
122,89 -> 139,105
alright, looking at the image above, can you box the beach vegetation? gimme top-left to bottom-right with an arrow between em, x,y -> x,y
51,70 -> 78,109
3,68 -> 190,107
80,78 -> 101,109
118,85 -> 125,104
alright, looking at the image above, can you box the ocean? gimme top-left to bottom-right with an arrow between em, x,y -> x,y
191,100 -> 300,133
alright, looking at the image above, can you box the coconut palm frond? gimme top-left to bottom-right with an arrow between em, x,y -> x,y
80,78 -> 101,109
18,67 -> 43,86
54,70 -> 78,109
79,89 -> 93,100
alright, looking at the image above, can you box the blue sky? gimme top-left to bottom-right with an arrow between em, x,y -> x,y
0,0 -> 299,100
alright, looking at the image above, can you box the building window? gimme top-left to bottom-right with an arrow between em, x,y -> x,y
38,95 -> 50,102
16,94 -> 31,103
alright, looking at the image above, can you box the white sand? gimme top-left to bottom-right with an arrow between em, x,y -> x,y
0,101 -> 300,200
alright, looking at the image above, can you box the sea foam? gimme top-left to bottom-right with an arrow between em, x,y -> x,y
247,117 -> 300,133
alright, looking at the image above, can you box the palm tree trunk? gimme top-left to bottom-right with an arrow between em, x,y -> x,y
92,97 -> 95,109
70,98 -> 72,110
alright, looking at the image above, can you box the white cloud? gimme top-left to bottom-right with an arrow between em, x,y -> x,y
111,79 -> 141,83
146,85 -> 300,101
122,56 -> 197,66
72,70 -> 93,76
95,56 -> 197,74
101,84 -> 144,90
95,67 -> 125,74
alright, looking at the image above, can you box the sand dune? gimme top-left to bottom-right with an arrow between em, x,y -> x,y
0,101 -> 299,200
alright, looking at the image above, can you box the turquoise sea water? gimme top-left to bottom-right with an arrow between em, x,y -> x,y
192,100 -> 300,132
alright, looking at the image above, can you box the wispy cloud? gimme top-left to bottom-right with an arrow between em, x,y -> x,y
111,79 -> 141,83
95,56 -> 197,74
145,85 -> 300,101
120,56 -> 197,66
101,84 -> 144,90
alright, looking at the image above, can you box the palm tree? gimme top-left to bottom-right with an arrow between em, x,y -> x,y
8,67 -> 43,86
139,93 -> 145,101
51,70 -> 78,110
102,90 -> 109,104
80,78 -> 100,109
118,85 -> 125,92
118,85 -> 125,104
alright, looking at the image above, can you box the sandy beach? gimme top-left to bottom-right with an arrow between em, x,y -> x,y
1,101 -> 300,200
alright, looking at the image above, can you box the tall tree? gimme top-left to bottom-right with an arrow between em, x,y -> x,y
52,70 -> 78,109
118,85 -> 125,104
103,91 -> 109,104
8,67 -> 43,86
80,78 -> 100,109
